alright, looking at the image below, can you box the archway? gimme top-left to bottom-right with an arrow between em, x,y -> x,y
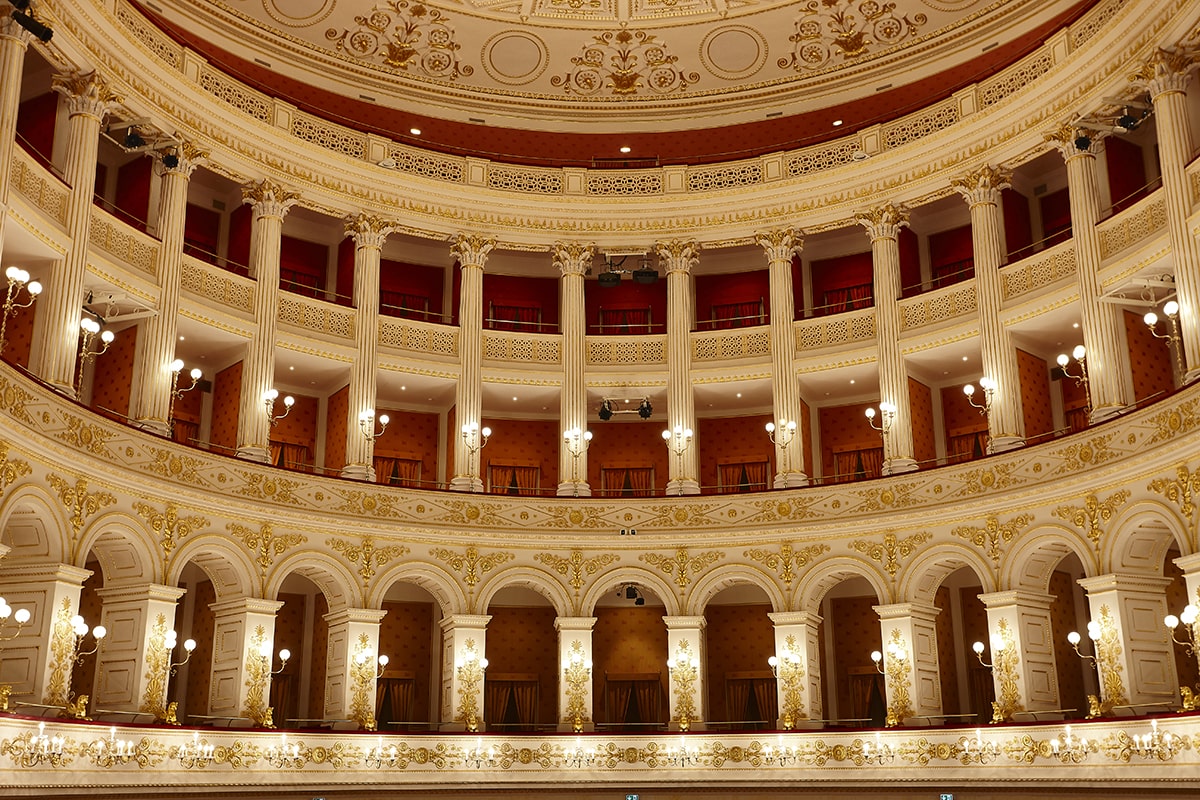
701,582 -> 775,730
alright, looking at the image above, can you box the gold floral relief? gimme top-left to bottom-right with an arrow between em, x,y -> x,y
134,501 -> 209,572
849,531 -> 931,579
535,549 -> 619,593
950,513 -> 1033,565
1095,605 -> 1128,708
0,440 -> 31,495
1148,464 -> 1200,522
228,522 -> 307,586
44,598 -> 77,707
744,542 -> 829,586
640,547 -> 724,590
47,474 -> 117,540
551,29 -> 698,97
1052,490 -> 1130,551
431,545 -> 513,588
778,0 -> 927,72
329,535 -> 409,593
325,1 -> 473,80
139,614 -> 170,717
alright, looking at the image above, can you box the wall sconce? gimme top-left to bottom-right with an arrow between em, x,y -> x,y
765,419 -> 797,474
175,731 -> 215,767
666,642 -> 700,732
1066,622 -> 1108,718
89,725 -> 136,766
460,421 -> 492,456
1163,605 -> 1199,710
366,736 -> 398,769
1144,301 -> 1184,378
563,737 -> 597,768
12,722 -> 66,767
762,735 -> 798,766
563,427 -> 593,494
359,409 -> 389,441
0,266 -> 41,355
860,731 -> 895,765
260,640 -> 291,675
870,636 -> 911,728
464,737 -> 497,768
454,644 -> 488,733
76,317 -> 115,394
167,629 -> 197,674
350,646 -> 388,731
959,728 -> 1000,764
0,597 -> 31,641
70,614 -> 107,665
662,425 -> 693,491
264,733 -> 304,769
963,377 -> 995,414
864,402 -> 896,435
1050,724 -> 1093,763
262,389 -> 294,427
768,641 -> 805,731
168,359 -> 202,435
1132,718 -> 1179,760
1057,345 -> 1090,409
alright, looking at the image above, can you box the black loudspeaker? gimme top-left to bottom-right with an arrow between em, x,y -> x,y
597,272 -> 621,288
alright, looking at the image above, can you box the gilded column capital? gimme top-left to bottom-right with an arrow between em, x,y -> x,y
159,143 -> 207,178
1044,123 -> 1101,160
344,214 -> 395,250
452,233 -> 496,269
241,179 -> 300,219
51,71 -> 121,120
655,240 -> 699,274
855,203 -> 909,241
0,9 -> 33,45
552,242 -> 595,277
951,165 -> 1011,207
755,228 -> 802,264
1131,47 -> 1197,98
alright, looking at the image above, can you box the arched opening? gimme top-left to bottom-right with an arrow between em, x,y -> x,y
272,573 -> 326,727
1048,552 -> 1092,718
936,566 -> 991,724
483,585 -> 556,731
377,581 -> 443,730
592,581 -> 668,731
702,582 -> 775,730
818,576 -> 884,726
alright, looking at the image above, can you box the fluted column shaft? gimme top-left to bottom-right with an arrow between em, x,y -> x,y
1139,51 -> 1200,382
235,180 -> 298,462
0,15 -> 32,259
954,166 -> 1025,452
658,240 -> 700,495
758,229 -> 808,487
856,205 -> 917,474
554,243 -> 593,496
134,149 -> 203,436
1049,129 -> 1130,420
342,216 -> 392,481
450,234 -> 494,492
36,73 -> 119,396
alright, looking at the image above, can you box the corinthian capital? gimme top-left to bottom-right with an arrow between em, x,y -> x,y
344,214 -> 396,250
654,240 -> 699,274
951,165 -> 1011,207
1130,47 -> 1197,98
161,142 -> 208,178
552,242 -> 595,277
241,179 -> 300,218
451,233 -> 496,269
1044,123 -> 1099,160
0,9 -> 34,45
755,228 -> 802,264
51,71 -> 121,120
855,203 -> 909,241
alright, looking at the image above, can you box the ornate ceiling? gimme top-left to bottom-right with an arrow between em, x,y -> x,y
139,0 -> 1089,162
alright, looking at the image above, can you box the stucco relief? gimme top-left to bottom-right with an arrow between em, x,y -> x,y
699,26 -> 768,80
551,29 -> 699,96
778,0 -> 928,72
325,1 -> 474,79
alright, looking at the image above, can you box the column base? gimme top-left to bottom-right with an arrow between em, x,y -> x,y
134,418 -> 172,438
556,481 -> 592,497
1185,368 -> 1200,386
48,381 -> 77,401
449,476 -> 484,493
773,471 -> 810,489
235,445 -> 271,464
881,457 -> 918,476
341,463 -> 376,482
1089,404 -> 1124,425
987,435 -> 1025,454
665,478 -> 700,496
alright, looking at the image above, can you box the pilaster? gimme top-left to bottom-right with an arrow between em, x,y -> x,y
0,563 -> 91,707
977,590 -> 1060,717
439,614 -> 491,730
768,611 -> 822,728
0,12 -> 33,259
663,615 -> 705,730
91,583 -> 186,716
873,602 -> 942,724
554,243 -> 594,497
322,607 -> 388,729
554,616 -> 597,732
206,597 -> 284,723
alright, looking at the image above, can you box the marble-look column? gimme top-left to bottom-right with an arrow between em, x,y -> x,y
1135,49 -> 1200,383
757,229 -> 809,487
767,611 -> 822,728
663,615 -> 706,730
657,240 -> 700,495
953,165 -> 1025,452
91,583 -> 185,716
35,73 -> 120,396
0,13 -> 33,259
554,243 -> 594,496
449,235 -> 494,493
342,215 -> 393,481
873,602 -> 942,724
235,180 -> 299,463
554,616 -> 596,732
1047,126 -> 1130,421
439,614 -> 491,730
977,590 -> 1061,719
323,608 -> 388,729
0,562 -> 91,707
206,598 -> 283,724
133,146 -> 206,436
856,204 -> 917,474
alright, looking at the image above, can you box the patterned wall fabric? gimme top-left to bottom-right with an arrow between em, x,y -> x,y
933,585 -> 959,716
210,361 -> 243,454
323,385 -> 349,472
1017,348 -> 1054,441
184,579 -> 216,719
592,606 -> 668,723
909,378 -> 936,464
819,404 -> 883,480
828,595 -> 882,722
698,415 -> 773,491
379,600 -> 436,723
89,324 -> 138,419
1123,309 -> 1176,403
484,605 -> 558,725
481,419 -> 560,492
374,409 -> 440,489
703,603 -> 774,722
1048,569 -> 1088,714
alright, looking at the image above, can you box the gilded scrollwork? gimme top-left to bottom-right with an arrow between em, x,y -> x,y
551,30 -> 698,97
139,614 -> 171,718
848,531 -> 931,579
1148,464 -> 1200,522
324,1 -> 473,80
991,619 -> 1023,722
535,549 -> 619,593
1094,605 -> 1128,708
950,513 -> 1033,565
44,598 -> 77,707
47,474 -> 117,540
778,0 -> 927,72
56,414 -> 116,457
744,542 -> 829,586
134,501 -> 209,572
227,522 -> 307,586
1052,490 -> 1131,551
0,440 -> 31,494
431,545 -> 513,588
329,535 -> 409,592
233,471 -> 303,506
640,547 -> 724,590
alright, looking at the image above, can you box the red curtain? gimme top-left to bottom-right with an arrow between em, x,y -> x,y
598,307 -> 652,334
380,291 -> 431,320
602,467 -> 654,496
719,461 -> 769,492
833,447 -> 883,482
171,419 -> 199,446
489,303 -> 541,331
270,441 -> 313,472
488,464 -> 540,495
822,284 -> 873,315
948,430 -> 987,463
710,300 -> 764,328
374,456 -> 422,487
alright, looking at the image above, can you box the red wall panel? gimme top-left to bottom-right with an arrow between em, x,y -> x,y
324,384 -> 349,472
584,276 -> 668,334
592,606 -> 669,723
226,205 -> 251,275
810,251 -> 873,312
908,377 -> 936,465
89,324 -> 137,420
114,157 -> 152,230
703,603 -> 774,722
1124,309 -> 1175,402
183,203 -> 221,261
1105,137 -> 1148,213
374,408 -> 440,488
1017,349 -> 1054,441
16,92 -> 57,167
482,273 -> 559,331
694,270 -> 770,325
480,417 -> 560,493
586,418 -> 671,495
484,605 -> 558,725
697,414 -> 773,491
1002,189 -> 1034,260
210,361 -> 242,454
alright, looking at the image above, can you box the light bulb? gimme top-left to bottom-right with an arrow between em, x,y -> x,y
1145,311 -> 1159,326
170,359 -> 184,373
768,655 -> 779,667
1086,621 -> 1100,639
263,388 -> 278,402
972,641 -> 985,655
27,281 -> 41,296
259,641 -> 272,658
13,608 -> 28,625
1164,300 -> 1179,317
865,407 -> 876,419
963,384 -> 975,396
662,429 -> 671,439
378,654 -> 389,667
481,426 -> 491,438
92,625 -> 107,639
190,368 -> 202,380
283,395 -> 294,407
1056,353 -> 1069,367
765,422 -> 775,433
279,648 -> 291,662
880,401 -> 896,414
870,650 -> 882,663
1072,344 -> 1086,361
184,638 -> 196,652
1067,631 -> 1081,646
1165,614 -> 1180,630
100,330 -> 115,344
1182,605 -> 1199,625
4,266 -> 17,280
378,414 -> 389,426
979,377 -> 996,391
990,634 -> 1005,653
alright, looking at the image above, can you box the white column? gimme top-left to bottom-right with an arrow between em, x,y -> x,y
438,614 -> 491,730
1077,574 -> 1178,709
342,215 -> 393,481
449,235 -> 494,493
323,608 -> 388,729
663,615 -> 705,730
555,616 -> 596,732
1047,126 -> 1131,421
977,590 -> 1061,718
92,583 -> 185,715
235,180 -> 299,462
206,597 -> 283,723
873,602 -> 942,724
856,204 -> 918,474
953,166 -> 1025,452
0,15 -> 32,259
657,240 -> 700,495
757,229 -> 808,487
767,610 -> 822,727
1137,49 -> 1200,383
554,243 -> 594,496
133,147 -> 205,436
0,562 -> 91,706
35,72 -> 119,396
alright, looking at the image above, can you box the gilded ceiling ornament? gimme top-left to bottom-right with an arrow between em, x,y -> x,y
777,1 -> 927,72
227,522 -> 307,585
46,474 -> 117,540
134,501 -> 209,573
1052,490 -> 1130,551
0,440 -> 31,495
430,544 -> 513,587
328,534 -> 409,590
950,513 -> 1033,565
1148,464 -> 1200,522
848,531 -> 931,579
744,542 -> 830,586
535,549 -> 619,592
640,547 -> 724,590
324,2 -> 473,80
551,30 -> 699,97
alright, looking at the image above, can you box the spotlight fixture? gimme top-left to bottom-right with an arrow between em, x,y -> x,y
595,253 -> 658,287
638,399 -> 652,419
161,153 -> 180,170
11,0 -> 31,10
597,271 -> 621,288
1116,111 -> 1139,132
597,396 -> 652,421
1073,134 -> 1092,152
598,399 -> 613,420
124,130 -> 146,149
632,267 -> 658,285
12,10 -> 52,42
